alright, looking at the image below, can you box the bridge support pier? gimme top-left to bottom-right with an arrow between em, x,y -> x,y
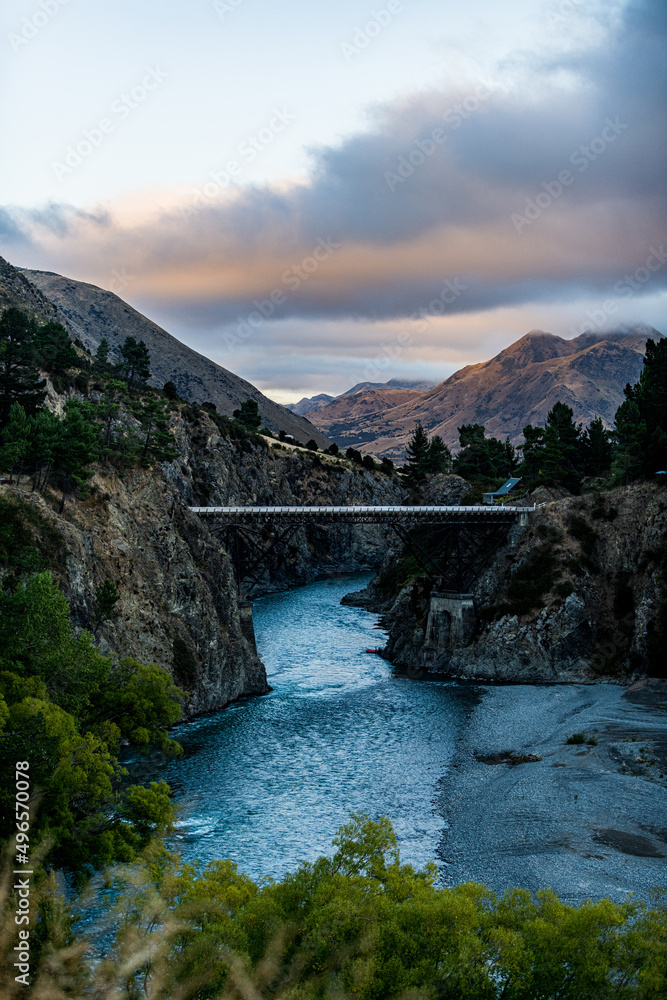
238,599 -> 258,654
424,592 -> 476,654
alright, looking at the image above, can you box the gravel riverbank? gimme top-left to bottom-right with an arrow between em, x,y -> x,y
437,679 -> 667,904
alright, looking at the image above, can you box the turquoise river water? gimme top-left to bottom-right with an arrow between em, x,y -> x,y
132,573 -> 478,880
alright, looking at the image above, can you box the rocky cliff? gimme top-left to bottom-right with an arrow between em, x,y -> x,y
1,408 -> 404,717
361,481 -> 667,683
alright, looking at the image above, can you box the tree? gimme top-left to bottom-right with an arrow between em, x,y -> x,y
405,422 -> 430,484
306,438 -> 318,451
453,424 -> 515,481
34,321 -> 78,376
0,402 -> 30,483
233,399 -> 261,430
583,416 -> 612,477
94,337 -> 110,369
163,380 -> 179,400
519,402 -> 585,493
380,456 -> 394,475
326,442 -> 339,456
405,423 -> 451,483
117,337 -> 151,388
28,407 -> 61,491
93,580 -> 120,634
423,433 -> 452,475
362,453 -> 376,470
613,338 -> 667,480
0,307 -> 46,427
52,400 -> 100,512
132,398 -> 179,465
346,447 -> 362,464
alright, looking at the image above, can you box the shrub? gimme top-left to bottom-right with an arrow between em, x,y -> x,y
566,732 -> 587,744
306,438 -> 318,451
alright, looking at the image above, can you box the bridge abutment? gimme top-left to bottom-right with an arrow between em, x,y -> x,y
424,592 -> 476,656
238,599 -> 258,653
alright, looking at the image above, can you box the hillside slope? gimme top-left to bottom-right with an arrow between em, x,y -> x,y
307,329 -> 660,460
17,264 -> 330,447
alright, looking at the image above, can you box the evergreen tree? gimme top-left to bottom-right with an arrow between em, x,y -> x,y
34,321 -> 78,376
519,402 -> 585,493
117,337 -> 151,388
405,423 -> 451,483
583,416 -> 613,477
133,398 -> 179,465
52,400 -> 100,512
0,307 -> 46,427
613,338 -> 667,479
163,380 -> 179,400
453,424 -> 515,481
94,337 -> 110,369
28,408 -> 61,491
423,434 -> 452,475
0,402 -> 30,484
233,399 -> 261,430
405,422 -> 430,483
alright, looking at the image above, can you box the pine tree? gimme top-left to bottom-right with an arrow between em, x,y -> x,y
233,399 -> 261,430
0,402 -> 30,483
613,338 -> 667,479
405,422 -> 430,483
0,307 -> 46,427
34,321 -> 78,376
583,417 -> 612,477
94,337 -> 110,369
118,337 -> 151,388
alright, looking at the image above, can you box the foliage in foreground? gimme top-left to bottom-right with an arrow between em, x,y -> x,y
1,815 -> 665,1000
0,565 -> 185,876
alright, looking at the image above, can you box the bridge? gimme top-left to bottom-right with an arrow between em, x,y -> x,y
190,504 -> 533,597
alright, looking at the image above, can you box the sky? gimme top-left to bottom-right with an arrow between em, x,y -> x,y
1,0 -> 665,402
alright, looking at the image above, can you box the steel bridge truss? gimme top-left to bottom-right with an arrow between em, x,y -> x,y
194,505 -> 529,597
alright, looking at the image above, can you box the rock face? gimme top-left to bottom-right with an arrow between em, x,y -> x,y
2,410 -> 405,716
305,328 -> 662,460
378,482 -> 667,683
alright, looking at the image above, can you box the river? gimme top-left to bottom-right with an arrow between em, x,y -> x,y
131,573 -> 478,880
130,572 -> 667,901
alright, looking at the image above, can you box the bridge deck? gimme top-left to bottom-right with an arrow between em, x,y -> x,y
189,504 -> 532,523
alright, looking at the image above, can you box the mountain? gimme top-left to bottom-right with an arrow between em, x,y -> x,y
285,378 -> 436,416
15,263 -> 330,447
305,328 -> 661,461
342,377 -> 437,394
285,393 -> 335,415
0,254 -> 71,326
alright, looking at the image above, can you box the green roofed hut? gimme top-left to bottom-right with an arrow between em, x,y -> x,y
482,477 -> 523,505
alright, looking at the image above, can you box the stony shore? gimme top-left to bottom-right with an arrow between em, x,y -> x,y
436,679 -> 667,904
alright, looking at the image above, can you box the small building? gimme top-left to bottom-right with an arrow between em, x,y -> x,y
482,477 -> 523,505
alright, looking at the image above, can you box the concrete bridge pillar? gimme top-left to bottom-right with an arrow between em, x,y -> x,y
424,592 -> 476,652
238,599 -> 257,653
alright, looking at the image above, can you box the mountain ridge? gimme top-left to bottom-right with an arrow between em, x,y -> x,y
305,327 -> 662,460
12,263 -> 331,447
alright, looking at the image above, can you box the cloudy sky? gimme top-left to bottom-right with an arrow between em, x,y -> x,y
1,0 -> 665,401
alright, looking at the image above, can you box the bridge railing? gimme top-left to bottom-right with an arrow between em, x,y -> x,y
188,504 -> 534,523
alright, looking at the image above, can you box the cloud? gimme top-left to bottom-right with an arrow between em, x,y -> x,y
2,0 -> 666,330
